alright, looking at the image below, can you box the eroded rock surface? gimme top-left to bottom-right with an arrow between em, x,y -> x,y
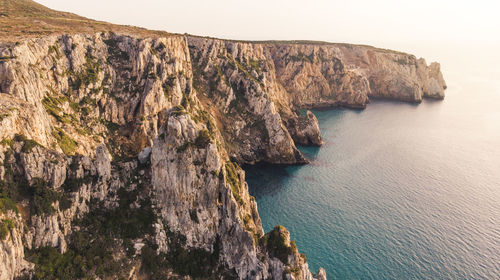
0,16 -> 445,280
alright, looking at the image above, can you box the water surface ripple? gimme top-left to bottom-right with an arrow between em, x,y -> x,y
246,75 -> 500,279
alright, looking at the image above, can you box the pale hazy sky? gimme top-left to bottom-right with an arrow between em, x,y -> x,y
38,0 -> 500,77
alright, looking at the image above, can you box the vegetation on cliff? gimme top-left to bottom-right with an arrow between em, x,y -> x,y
0,218 -> 14,240
262,225 -> 298,264
0,0 -> 173,44
0,1 -> 446,279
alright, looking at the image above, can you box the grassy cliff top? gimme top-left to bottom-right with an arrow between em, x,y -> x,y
0,0 -> 172,43
187,34 -> 410,56
0,0 -> 407,56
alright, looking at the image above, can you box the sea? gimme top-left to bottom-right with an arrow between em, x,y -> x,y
245,61 -> 500,279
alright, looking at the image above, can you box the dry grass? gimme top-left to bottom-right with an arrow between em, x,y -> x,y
0,0 -> 175,44
0,0 -> 406,56
187,36 -> 410,56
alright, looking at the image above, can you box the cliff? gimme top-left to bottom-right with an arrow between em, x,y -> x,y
0,1 -> 446,279
0,32 -> 323,280
186,36 -> 445,163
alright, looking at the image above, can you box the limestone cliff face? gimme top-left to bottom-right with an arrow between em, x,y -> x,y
0,33 -> 326,280
264,42 -> 446,106
333,44 -> 447,102
0,33 -> 192,157
186,37 -> 445,163
0,28 -> 445,280
187,37 -> 308,164
265,43 -> 371,108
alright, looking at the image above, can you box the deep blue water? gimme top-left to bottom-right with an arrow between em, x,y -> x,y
246,73 -> 500,279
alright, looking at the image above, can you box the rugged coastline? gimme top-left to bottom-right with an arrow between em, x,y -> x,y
0,1 -> 446,279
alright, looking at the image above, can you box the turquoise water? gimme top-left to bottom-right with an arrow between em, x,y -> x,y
245,73 -> 500,279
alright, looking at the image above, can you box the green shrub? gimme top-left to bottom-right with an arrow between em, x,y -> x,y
194,129 -> 211,148
229,56 -> 261,85
0,138 -> 14,147
69,102 -> 79,112
47,44 -> 61,59
191,109 -> 211,125
70,76 -> 82,90
0,151 -> 22,214
176,141 -> 193,153
31,179 -> 60,215
79,96 -> 97,106
141,228 -> 224,278
22,139 -> 41,153
0,194 -> 18,214
29,178 -> 72,216
58,195 -> 72,211
160,228 -> 220,278
0,218 -> 14,240
80,106 -> 91,116
0,56 -> 17,62
248,59 -> 261,72
284,266 -> 301,278
181,92 -> 191,108
103,120 -> 120,133
263,225 -> 297,264
395,58 -> 407,65
290,52 -> 314,63
13,134 -> 27,142
225,161 -> 243,204
51,128 -> 77,155
12,134 -> 41,153
29,184 -> 156,279
71,53 -> 101,89
0,113 -> 10,122
61,176 -> 95,193
2,152 -> 73,216
171,104 -> 188,116
82,54 -> 100,86
215,65 -> 228,86
76,188 -> 155,240
42,95 -> 74,124
162,75 -> 176,98
26,245 -> 109,280
103,38 -> 130,61
140,243 -> 170,279
243,214 -> 251,226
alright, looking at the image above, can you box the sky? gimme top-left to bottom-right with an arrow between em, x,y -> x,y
38,0 -> 500,78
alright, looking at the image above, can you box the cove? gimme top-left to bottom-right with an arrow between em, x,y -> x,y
246,81 -> 500,279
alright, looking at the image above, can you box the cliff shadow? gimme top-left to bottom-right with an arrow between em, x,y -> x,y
368,97 -> 421,108
244,162 -> 304,199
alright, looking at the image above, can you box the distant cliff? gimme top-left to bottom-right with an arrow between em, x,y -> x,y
0,1 -> 446,280
187,36 -> 446,163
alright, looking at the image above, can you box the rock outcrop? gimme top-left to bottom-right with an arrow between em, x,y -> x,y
0,33 -> 324,280
0,1 -> 447,279
187,37 -> 308,164
332,44 -> 447,102
265,43 -> 372,109
289,110 -> 323,146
